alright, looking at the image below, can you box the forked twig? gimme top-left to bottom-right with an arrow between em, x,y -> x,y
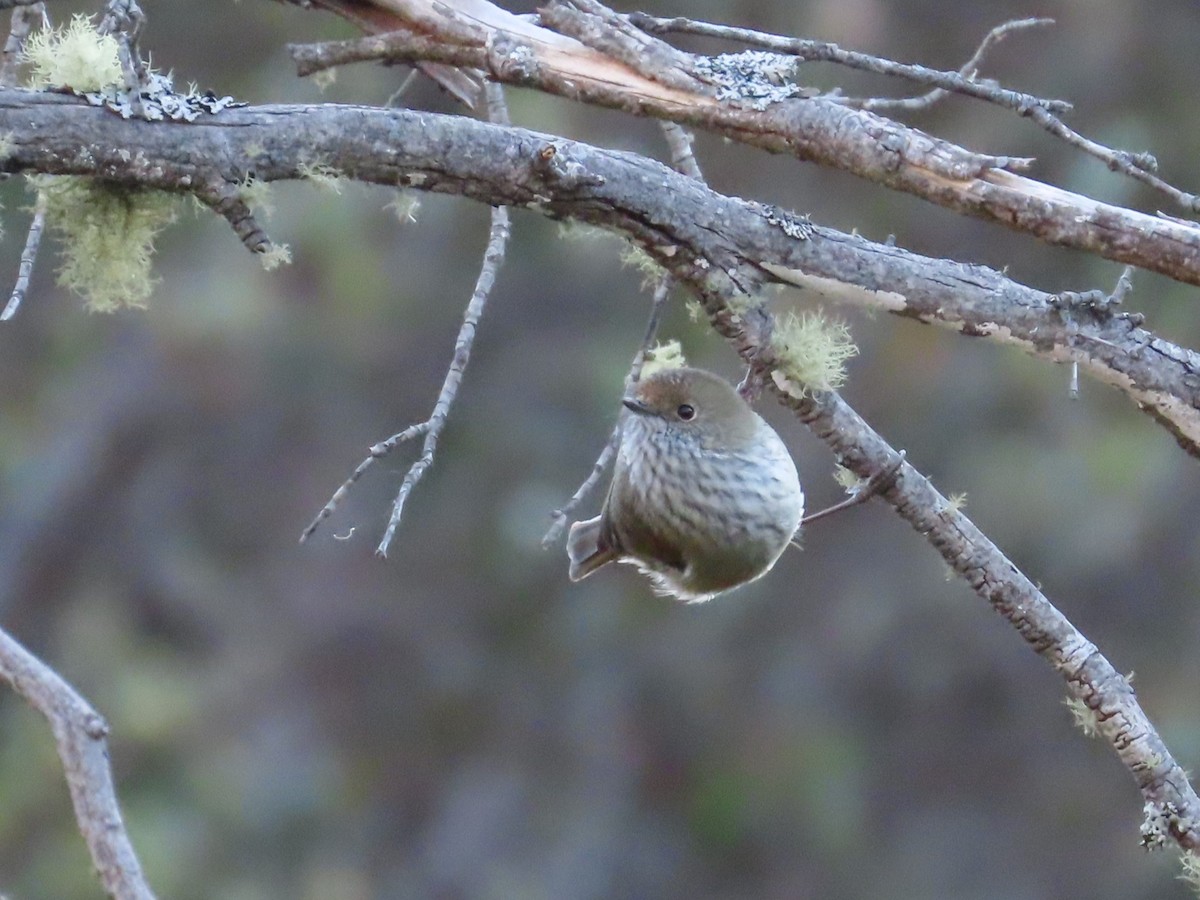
374,216 -> 508,554
857,18 -> 1051,113
303,82 -> 512,553
300,422 -> 430,542
630,12 -> 1199,211
629,13 -> 1070,115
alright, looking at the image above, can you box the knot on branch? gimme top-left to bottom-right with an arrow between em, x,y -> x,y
486,33 -> 541,84
531,142 -> 604,191
83,711 -> 110,740
1051,266 -> 1138,325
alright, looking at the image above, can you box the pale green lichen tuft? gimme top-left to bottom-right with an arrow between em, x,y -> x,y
385,190 -> 420,225
946,492 -> 969,513
312,69 -> 337,92
33,175 -> 176,312
1063,696 -> 1100,739
619,242 -> 664,286
23,15 -> 123,92
833,466 -> 861,492
557,221 -> 606,243
725,292 -> 758,318
298,160 -> 345,194
769,309 -> 857,396
258,243 -> 292,271
640,340 -> 687,378
685,298 -> 706,323
237,176 -> 274,219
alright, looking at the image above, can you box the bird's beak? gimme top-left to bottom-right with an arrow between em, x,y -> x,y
622,396 -> 652,416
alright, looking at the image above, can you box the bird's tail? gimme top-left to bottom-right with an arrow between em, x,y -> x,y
567,516 -> 617,581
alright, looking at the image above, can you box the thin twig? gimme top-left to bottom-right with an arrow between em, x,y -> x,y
1021,104 -> 1195,210
799,452 -> 904,525
858,18 -> 1051,113
384,68 -> 419,107
195,177 -> 276,258
0,2 -> 43,86
630,12 -> 1198,210
306,86 -> 513,551
540,273 -> 671,547
0,3 -> 46,322
0,625 -> 156,899
98,0 -> 148,118
375,82 -> 512,556
541,118 -> 699,547
628,13 -> 1071,115
2,189 -> 45,321
299,422 -> 430,542
376,220 -> 508,552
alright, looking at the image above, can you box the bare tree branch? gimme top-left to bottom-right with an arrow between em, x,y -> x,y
0,93 -> 1196,455
0,3 -> 47,321
282,0 -> 1200,284
375,83 -> 512,555
304,83 -> 513,550
853,18 -> 1055,113
0,2 -> 43,86
0,626 -> 156,899
542,271 -> 670,548
0,0 -> 1193,870
2,189 -> 45,320
628,12 -> 1067,116
627,10 -> 1185,206
669,251 -> 1200,853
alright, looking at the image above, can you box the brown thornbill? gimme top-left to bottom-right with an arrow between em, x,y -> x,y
567,367 -> 804,602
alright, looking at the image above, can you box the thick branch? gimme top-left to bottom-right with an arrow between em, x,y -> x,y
282,5 -> 1200,286
660,252 -> 1200,852
0,626 -> 156,899
0,91 -> 1195,455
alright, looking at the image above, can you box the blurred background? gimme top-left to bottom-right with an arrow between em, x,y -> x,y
1,0 -> 1199,897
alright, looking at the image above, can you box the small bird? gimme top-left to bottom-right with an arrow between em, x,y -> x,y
567,367 -> 804,602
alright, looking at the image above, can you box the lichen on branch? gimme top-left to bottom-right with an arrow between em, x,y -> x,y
31,176 -> 176,312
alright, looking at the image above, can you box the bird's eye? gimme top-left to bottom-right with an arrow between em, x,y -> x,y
677,404 -> 696,421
